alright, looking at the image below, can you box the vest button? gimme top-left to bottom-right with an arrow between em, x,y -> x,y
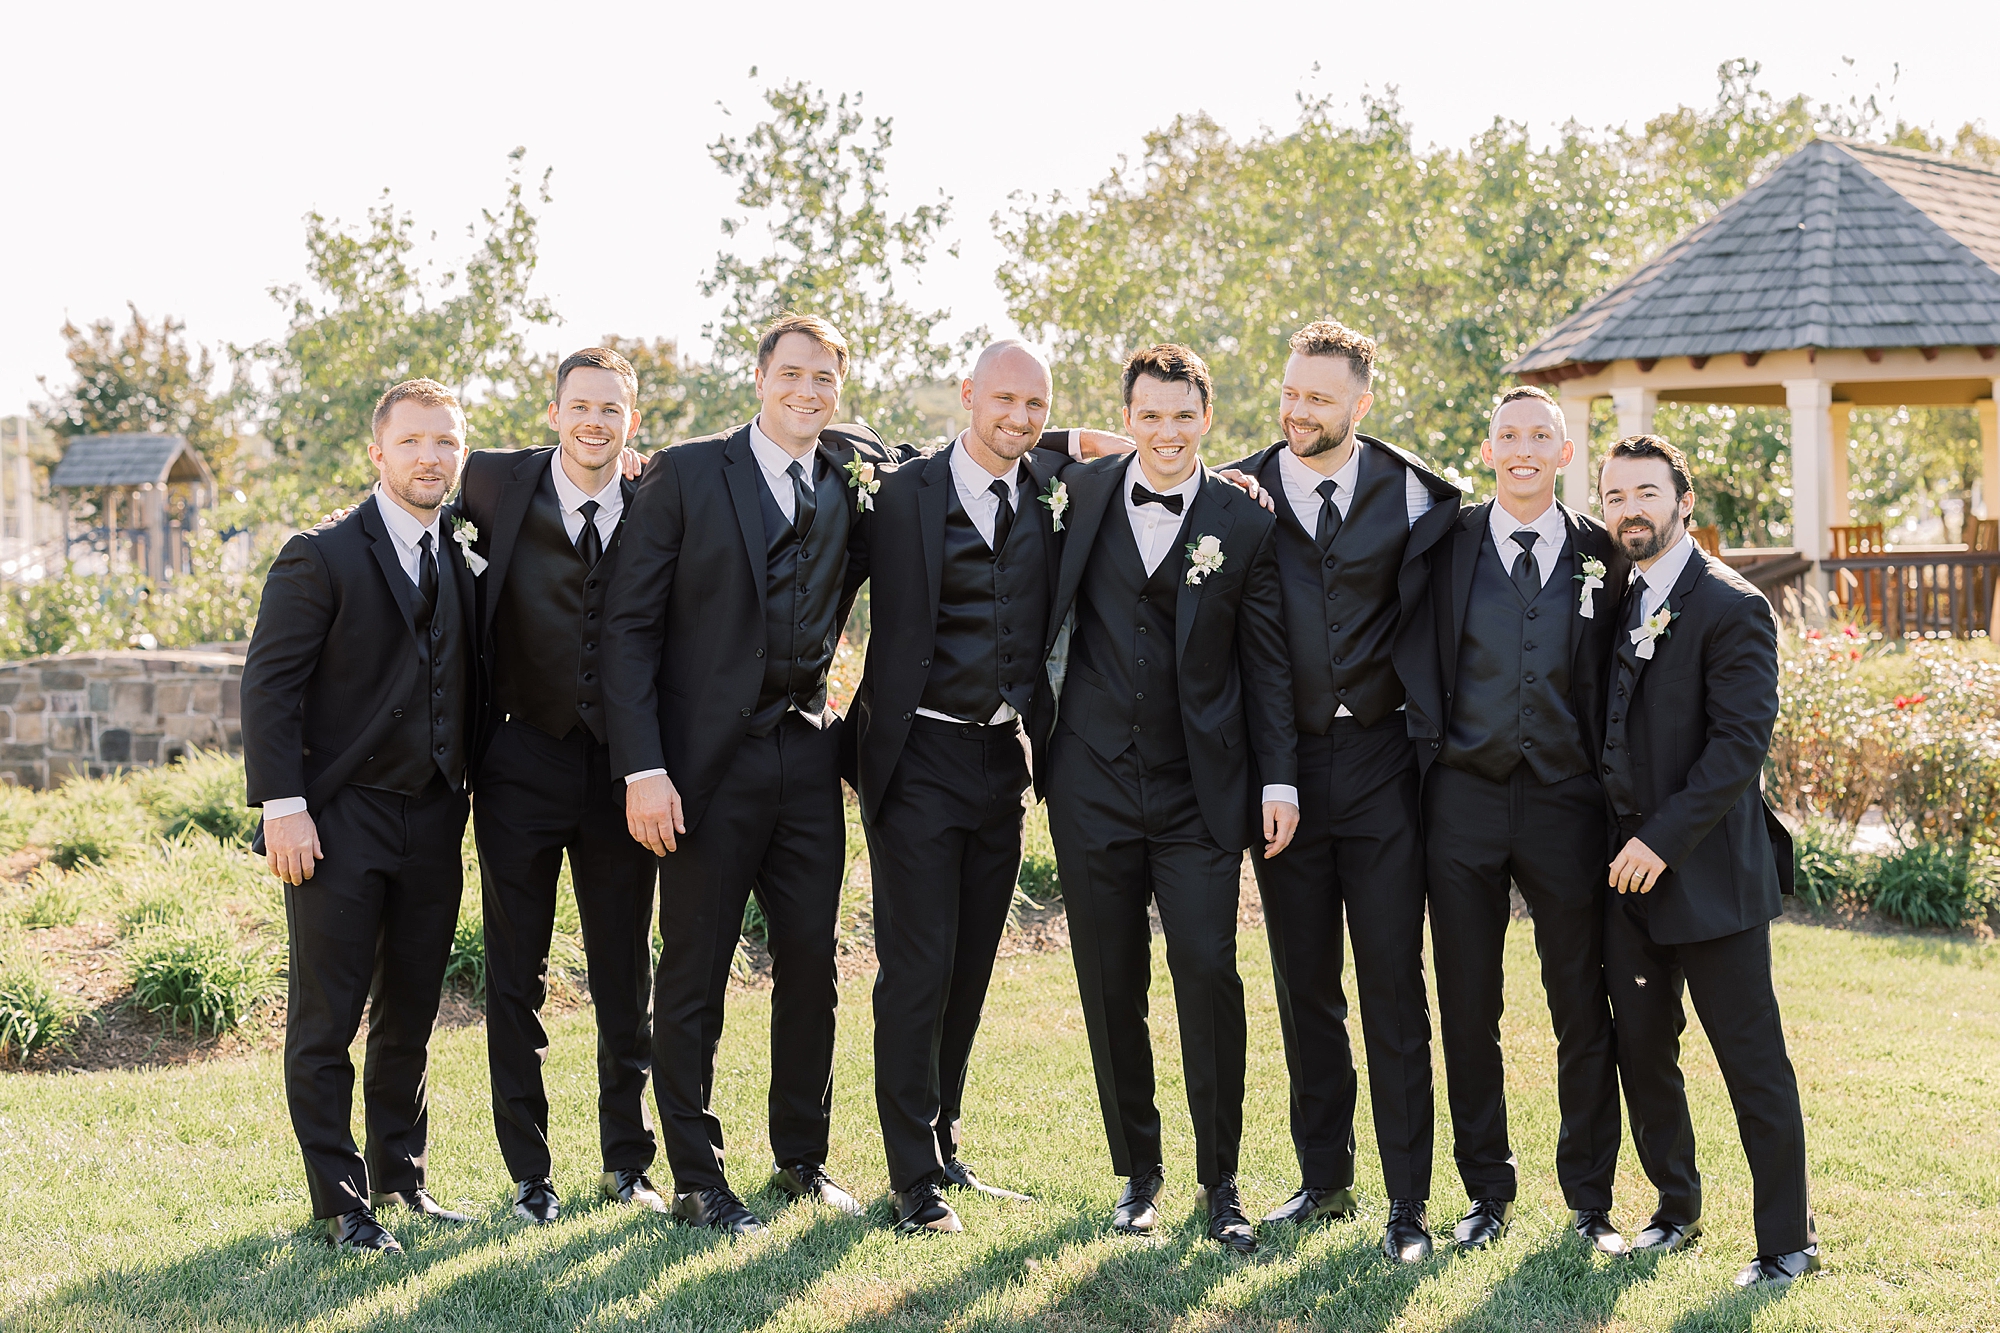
1137,625 -> 1148,634
920,659 -> 930,667
741,708 -> 752,717
1001,626 -> 1011,635
1611,715 -> 1622,724
802,550 -> 812,560
1524,674 -> 1536,684
434,686 -> 444,697
1132,724 -> 1141,732
1330,624 -> 1340,632
1524,641 -> 1536,651
392,709 -> 404,718
1527,608 -> 1539,619
432,624 -> 442,638
583,673 -> 595,683
579,701 -> 591,709
1524,706 -> 1536,716
1139,594 -> 1149,603
1000,595 -> 1010,604
585,642 -> 596,652
587,610 -> 598,620
1002,655 -> 1012,664
1523,738 -> 1534,747
1333,656 -> 1343,665
1135,692 -> 1145,700
588,580 -> 598,589
903,712 -> 912,720
1137,659 -> 1146,667
756,648 -> 765,657
1327,591 -> 1337,600
1603,763 -> 1613,774
436,744 -> 447,754
1324,557 -> 1335,568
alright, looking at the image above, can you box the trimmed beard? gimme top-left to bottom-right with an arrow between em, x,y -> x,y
1618,514 -> 1681,563
386,473 -> 448,515
1287,413 -> 1353,459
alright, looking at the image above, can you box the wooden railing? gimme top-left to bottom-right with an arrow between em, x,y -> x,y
1823,550 -> 2000,637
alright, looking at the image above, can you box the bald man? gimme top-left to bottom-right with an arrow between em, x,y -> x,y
850,343 -> 1124,1233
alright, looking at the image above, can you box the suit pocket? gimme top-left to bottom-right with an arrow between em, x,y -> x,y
1220,711 -> 1245,749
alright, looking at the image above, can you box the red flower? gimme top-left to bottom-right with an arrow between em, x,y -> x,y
1806,629 -> 1825,641
1895,696 -> 1908,709
1850,649 -> 1862,660
1841,624 -> 1862,639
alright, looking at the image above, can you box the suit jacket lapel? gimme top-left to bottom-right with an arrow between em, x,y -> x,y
483,448 -> 547,606
1449,501 -> 1488,662
362,495 -> 423,648
919,447 -> 952,624
720,426 -> 768,603
1047,460 -> 1121,648
1255,447 -> 1313,541
1020,448 -> 1062,608
1175,482 -> 1236,667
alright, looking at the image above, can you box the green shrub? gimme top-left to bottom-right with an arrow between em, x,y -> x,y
0,952 -> 74,1061
1017,804 -> 1061,899
40,778 -> 150,869
137,750 -> 261,844
0,787 -> 39,858
125,921 -> 277,1037
16,870 -> 83,929
443,909 -> 486,1001
1792,818 -> 1869,909
1868,842 -> 1998,931
116,890 -> 197,934
63,827 -> 280,936
741,895 -> 769,944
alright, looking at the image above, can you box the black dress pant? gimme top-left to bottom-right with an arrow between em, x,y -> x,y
1426,763 -> 1621,1209
281,776 -> 468,1219
475,719 -> 660,1183
1251,715 -> 1434,1201
1604,897 -> 1813,1253
866,717 -> 1030,1192
1047,728 -> 1246,1187
652,712 -> 845,1193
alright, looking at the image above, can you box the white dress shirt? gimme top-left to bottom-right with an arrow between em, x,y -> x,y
1486,498 -> 1569,591
749,416 -> 817,520
1634,529 -> 1697,620
1123,456 -> 1297,809
264,489 -> 444,821
915,437 -> 1025,726
549,449 -> 624,546
1275,438 -> 1435,534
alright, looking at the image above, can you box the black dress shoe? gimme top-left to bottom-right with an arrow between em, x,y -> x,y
771,1162 -> 864,1217
894,1180 -> 964,1234
329,1206 -> 403,1253
1452,1198 -> 1514,1250
1112,1165 -> 1166,1234
1382,1199 -> 1434,1263
513,1177 -> 560,1225
372,1188 -> 472,1224
1734,1246 -> 1821,1289
1197,1179 -> 1257,1254
1632,1214 -> 1702,1254
1572,1208 -> 1629,1256
672,1186 -> 765,1236
941,1156 -> 1034,1202
602,1169 -> 670,1214
1263,1185 -> 1358,1227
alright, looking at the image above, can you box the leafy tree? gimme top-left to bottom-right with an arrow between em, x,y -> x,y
693,78 -> 978,443
37,305 -> 235,481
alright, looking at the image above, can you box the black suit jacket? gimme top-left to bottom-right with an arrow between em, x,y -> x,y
601,420 -> 900,833
848,437 -> 1074,822
1409,499 -> 1629,777
1223,440 -> 1462,742
1035,456 -> 1298,852
1607,545 -> 1795,945
241,493 -> 478,830
453,446 -> 637,755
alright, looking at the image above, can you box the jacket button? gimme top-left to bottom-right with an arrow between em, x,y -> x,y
1523,738 -> 1534,748
391,708 -> 404,718
1324,557 -> 1335,568
1137,625 -> 1148,634
585,642 -> 596,652
588,580 -> 598,589
1330,624 -> 1340,633
1524,674 -> 1536,684
583,673 -> 595,683
579,701 -> 591,709
1139,594 -> 1149,603
1137,659 -> 1146,667
432,625 -> 442,638
1611,715 -> 1621,724
740,708 -> 752,717
1527,608 -> 1539,619
755,648 -> 765,658
1333,656 -> 1343,666
587,610 -> 598,620
920,658 -> 930,667
1135,692 -> 1145,700
1131,724 -> 1141,732
1430,740 -> 1439,748
1327,591 -> 1337,600
903,712 -> 912,720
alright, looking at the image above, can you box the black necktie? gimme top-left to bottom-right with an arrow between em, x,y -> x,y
1315,478 -> 1342,549
789,459 -> 816,538
1510,529 -> 1541,600
1131,483 -> 1184,515
576,499 -> 603,568
989,477 -> 1015,553
416,530 -> 438,624
1623,573 -> 1648,639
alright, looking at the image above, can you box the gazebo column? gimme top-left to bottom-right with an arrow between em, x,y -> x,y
1611,386 -> 1657,441
1829,404 -> 1852,525
1785,379 -> 1834,564
1559,390 -> 1594,508
1981,388 -> 1999,518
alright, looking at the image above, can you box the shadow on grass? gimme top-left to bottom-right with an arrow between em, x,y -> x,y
1665,1280 -> 1788,1333
1433,1229 -> 1657,1332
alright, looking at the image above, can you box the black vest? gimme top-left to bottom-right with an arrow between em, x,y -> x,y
356,539 -> 470,795
1602,594 -> 1648,820
1062,506 -> 1190,769
1269,441 -> 1413,731
918,480 -> 1048,722
1441,534 -> 1591,785
490,472 -> 617,742
751,459 -> 847,735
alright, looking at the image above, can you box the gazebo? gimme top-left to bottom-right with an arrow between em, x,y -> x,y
49,433 -> 217,580
1508,137 -> 2000,634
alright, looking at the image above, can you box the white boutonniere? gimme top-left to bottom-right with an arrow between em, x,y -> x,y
1041,477 -> 1069,531
843,456 -> 880,512
1185,534 -> 1226,585
1575,556 -> 1607,619
451,516 -> 488,576
1630,604 -> 1677,660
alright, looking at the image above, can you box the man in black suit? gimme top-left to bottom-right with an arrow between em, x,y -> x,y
456,347 -> 663,1226
1596,434 -> 1815,1289
603,314 -> 900,1235
1223,321 -> 1459,1262
1409,386 -> 1630,1255
243,378 -> 479,1253
1038,344 -> 1299,1254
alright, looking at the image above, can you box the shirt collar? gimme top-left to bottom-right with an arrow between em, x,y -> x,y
1488,496 -> 1566,546
1635,529 -> 1697,606
949,432 -> 1021,497
1328,437 -> 1364,497
749,416 -> 817,483
373,485 -> 441,550
1276,443 -> 1340,498
1124,452 -> 1205,503
549,448 -> 623,520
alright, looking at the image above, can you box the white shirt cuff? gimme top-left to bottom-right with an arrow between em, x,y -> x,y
1261,784 -> 1300,808
263,797 -> 308,819
624,768 -> 668,785
1065,429 -> 1083,461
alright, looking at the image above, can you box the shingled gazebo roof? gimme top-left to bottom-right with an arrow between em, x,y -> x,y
49,434 -> 215,489
1510,138 -> 2000,379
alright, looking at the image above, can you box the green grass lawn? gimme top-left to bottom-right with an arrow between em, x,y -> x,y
3,914 -> 1997,1332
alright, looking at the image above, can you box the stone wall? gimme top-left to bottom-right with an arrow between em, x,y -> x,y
0,651 -> 243,787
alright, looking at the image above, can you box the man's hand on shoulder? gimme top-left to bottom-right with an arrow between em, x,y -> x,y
620,446 -> 647,480
1074,429 -> 1134,460
265,811 -> 323,885
1216,469 -> 1276,513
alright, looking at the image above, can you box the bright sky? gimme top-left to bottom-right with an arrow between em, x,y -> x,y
4,0 -> 1997,420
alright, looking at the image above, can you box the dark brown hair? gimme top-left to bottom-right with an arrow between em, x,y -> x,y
757,313 -> 850,379
1121,343 -> 1213,409
1490,383 -> 1565,435
1605,434 -> 1693,497
1288,320 -> 1376,382
371,378 -> 463,440
556,346 -> 638,406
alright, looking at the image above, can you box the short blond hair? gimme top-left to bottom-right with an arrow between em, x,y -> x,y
757,313 -> 850,379
372,378 -> 464,439
1289,320 -> 1376,382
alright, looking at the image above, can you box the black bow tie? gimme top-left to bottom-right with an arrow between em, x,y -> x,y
1131,483 -> 1184,515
